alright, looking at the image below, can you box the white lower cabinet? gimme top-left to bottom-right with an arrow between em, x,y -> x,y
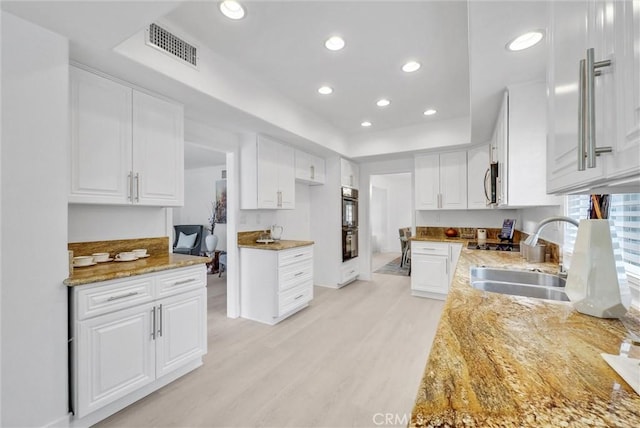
71,265 -> 207,423
240,245 -> 314,325
339,258 -> 359,287
411,241 -> 462,300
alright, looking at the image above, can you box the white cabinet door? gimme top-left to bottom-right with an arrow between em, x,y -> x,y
341,158 -> 359,189
467,145 -> 491,209
494,91 -> 508,206
295,150 -> 326,185
414,154 -> 440,210
69,67 -> 132,204
256,137 -> 280,208
440,151 -> 468,209
132,91 -> 184,206
76,303 -> 155,418
610,0 -> 640,180
155,289 -> 206,378
277,143 -> 296,209
415,153 -> 467,210
546,0 -> 638,193
411,255 -> 449,295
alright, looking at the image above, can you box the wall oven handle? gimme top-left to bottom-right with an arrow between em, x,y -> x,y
483,168 -> 491,202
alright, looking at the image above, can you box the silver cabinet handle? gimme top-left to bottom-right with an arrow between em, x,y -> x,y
294,294 -> 305,300
585,48 -> 613,168
158,304 -> 163,337
151,306 -> 156,340
135,172 -> 140,202
446,259 -> 449,275
294,253 -> 304,258
277,191 -> 282,208
578,59 -> 587,171
128,172 -> 134,202
310,165 -> 315,180
350,174 -> 354,187
294,272 -> 305,277
173,278 -> 196,286
107,291 -> 139,302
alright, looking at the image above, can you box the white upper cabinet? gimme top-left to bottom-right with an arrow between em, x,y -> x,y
132,91 -> 184,206
415,151 -> 467,210
547,0 -> 640,194
241,134 -> 295,209
467,144 -> 491,209
492,83 -> 560,207
295,150 -> 326,185
340,158 -> 359,189
70,67 -> 132,204
69,66 -> 184,206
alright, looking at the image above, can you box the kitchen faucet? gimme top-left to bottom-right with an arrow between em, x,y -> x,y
524,216 -> 580,247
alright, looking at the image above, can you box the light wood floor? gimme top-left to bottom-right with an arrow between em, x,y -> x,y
96,271 -> 444,428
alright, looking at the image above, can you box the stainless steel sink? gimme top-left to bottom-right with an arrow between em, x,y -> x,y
469,267 -> 569,301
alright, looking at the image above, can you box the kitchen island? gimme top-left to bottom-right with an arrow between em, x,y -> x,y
411,247 -> 639,427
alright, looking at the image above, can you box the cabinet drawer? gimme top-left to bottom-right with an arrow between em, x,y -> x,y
75,277 -> 154,320
278,246 -> 313,267
411,241 -> 449,256
340,260 -> 359,284
279,260 -> 313,291
156,265 -> 206,299
278,283 -> 312,317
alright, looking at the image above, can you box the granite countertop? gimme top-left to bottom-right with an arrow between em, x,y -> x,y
237,231 -> 314,251
65,253 -> 210,286
411,248 -> 640,427
238,240 -> 315,251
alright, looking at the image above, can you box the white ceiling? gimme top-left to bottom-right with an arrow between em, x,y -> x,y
2,0 -> 549,162
165,0 -> 470,136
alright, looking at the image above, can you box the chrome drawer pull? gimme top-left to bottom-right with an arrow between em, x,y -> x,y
158,304 -> 163,337
294,294 -> 305,300
107,291 -> 139,301
293,254 -> 305,258
173,278 -> 196,286
151,307 -> 156,340
294,272 -> 305,277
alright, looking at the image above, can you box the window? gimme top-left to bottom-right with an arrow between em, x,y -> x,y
565,194 -> 640,278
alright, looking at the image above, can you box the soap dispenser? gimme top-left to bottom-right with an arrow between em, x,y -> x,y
565,219 -> 631,318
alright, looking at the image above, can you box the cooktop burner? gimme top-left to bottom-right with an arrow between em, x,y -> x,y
467,242 -> 520,252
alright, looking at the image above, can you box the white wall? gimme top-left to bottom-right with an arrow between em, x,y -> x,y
518,205 -> 564,244
348,116 -> 470,158
371,174 -> 412,253
173,165 -> 228,252
68,205 -> 170,243
415,208 -> 520,230
370,186 -> 387,253
1,12 -> 69,426
237,183 -> 312,240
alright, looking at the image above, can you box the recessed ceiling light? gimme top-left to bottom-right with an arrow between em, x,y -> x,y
318,86 -> 333,95
423,109 -> 437,116
219,1 -> 245,20
506,30 -> 544,51
376,99 -> 391,107
402,61 -> 421,73
325,36 -> 345,51
361,121 -> 372,127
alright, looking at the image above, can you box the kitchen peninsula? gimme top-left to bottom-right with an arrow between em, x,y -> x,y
411,248 -> 640,427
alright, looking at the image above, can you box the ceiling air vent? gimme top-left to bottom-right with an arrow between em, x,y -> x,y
146,23 -> 198,68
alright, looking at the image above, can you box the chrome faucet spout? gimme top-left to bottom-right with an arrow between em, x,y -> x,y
524,216 -> 580,247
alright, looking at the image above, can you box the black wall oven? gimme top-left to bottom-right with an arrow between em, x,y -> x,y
342,187 -> 358,261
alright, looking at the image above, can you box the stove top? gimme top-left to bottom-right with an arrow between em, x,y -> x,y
467,242 -> 520,252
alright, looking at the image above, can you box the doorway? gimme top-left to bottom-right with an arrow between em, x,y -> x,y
370,173 -> 413,272
173,142 -> 229,314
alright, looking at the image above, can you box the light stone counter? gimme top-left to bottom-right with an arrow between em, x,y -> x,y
411,248 -> 640,427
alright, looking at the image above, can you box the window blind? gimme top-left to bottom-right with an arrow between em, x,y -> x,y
565,193 -> 640,277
